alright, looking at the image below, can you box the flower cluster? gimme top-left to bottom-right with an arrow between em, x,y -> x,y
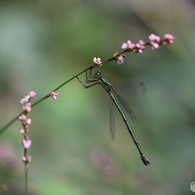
92,33 -> 174,66
19,91 -> 36,169
148,33 -> 174,50
121,40 -> 145,53
122,33 -> 174,52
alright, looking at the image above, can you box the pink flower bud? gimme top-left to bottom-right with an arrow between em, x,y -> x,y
164,34 -> 175,44
150,42 -> 159,50
26,118 -> 32,125
93,57 -> 102,66
137,40 -> 145,49
22,156 -> 32,163
22,157 -> 27,162
25,102 -> 31,106
148,34 -> 160,42
20,95 -> 30,104
27,156 -> 32,162
22,139 -> 32,149
19,128 -> 25,134
164,34 -> 174,40
18,115 -> 27,121
28,91 -> 36,98
121,40 -> 135,50
23,105 -> 31,112
49,92 -> 59,100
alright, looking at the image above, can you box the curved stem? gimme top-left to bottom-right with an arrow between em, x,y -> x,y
0,66 -> 92,135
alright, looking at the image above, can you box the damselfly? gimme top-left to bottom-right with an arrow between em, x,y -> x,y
75,69 -> 150,166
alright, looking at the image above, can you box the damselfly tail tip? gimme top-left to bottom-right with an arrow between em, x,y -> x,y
141,155 -> 150,166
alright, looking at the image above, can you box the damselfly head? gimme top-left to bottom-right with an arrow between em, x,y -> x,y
95,71 -> 102,78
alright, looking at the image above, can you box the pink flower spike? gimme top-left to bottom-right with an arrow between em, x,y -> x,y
22,139 -> 32,149
28,91 -> 36,98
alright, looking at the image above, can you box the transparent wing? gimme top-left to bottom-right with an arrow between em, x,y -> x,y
112,89 -> 137,122
114,82 -> 146,96
109,98 -> 115,140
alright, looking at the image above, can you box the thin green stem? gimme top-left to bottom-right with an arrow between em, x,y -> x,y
0,66 -> 92,135
25,168 -> 28,195
0,114 -> 22,136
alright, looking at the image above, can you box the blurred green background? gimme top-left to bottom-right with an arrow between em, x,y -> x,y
0,0 -> 195,194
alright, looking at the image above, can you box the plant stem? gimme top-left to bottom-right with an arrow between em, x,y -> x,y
25,168 -> 28,195
0,66 -> 92,135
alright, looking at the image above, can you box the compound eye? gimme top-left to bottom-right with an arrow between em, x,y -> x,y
96,71 -> 101,76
